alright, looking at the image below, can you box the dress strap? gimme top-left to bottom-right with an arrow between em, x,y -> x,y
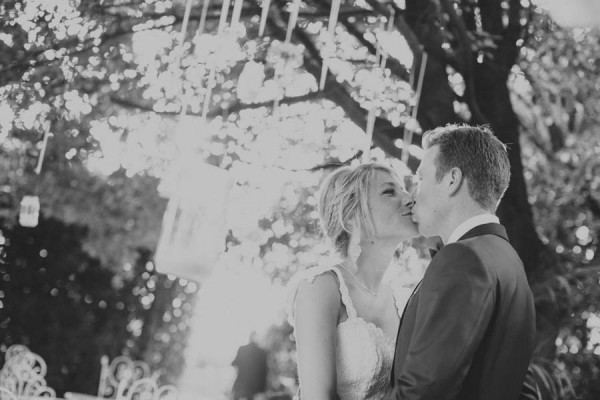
329,266 -> 358,319
286,265 -> 358,327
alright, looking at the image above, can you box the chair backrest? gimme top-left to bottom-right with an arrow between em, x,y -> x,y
0,345 -> 56,400
116,378 -> 178,400
98,356 -> 161,399
0,387 -> 17,400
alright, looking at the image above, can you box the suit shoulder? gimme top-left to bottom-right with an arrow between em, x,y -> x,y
433,241 -> 482,266
427,241 -> 492,284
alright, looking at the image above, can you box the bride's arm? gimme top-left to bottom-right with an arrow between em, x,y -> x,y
293,272 -> 341,400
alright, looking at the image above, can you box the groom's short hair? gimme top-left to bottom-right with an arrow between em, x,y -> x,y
422,124 -> 510,211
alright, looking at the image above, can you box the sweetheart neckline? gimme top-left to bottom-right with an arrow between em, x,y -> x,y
338,317 -> 396,346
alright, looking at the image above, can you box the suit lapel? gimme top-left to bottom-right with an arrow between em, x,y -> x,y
390,280 -> 422,381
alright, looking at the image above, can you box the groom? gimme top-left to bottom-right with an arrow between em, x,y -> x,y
385,124 -> 537,400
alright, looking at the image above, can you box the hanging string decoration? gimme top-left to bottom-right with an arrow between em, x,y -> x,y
319,0 -> 342,90
196,0 -> 211,36
258,0 -> 272,37
21,126 -> 52,229
192,33 -> 245,119
230,0 -> 245,32
379,6 -> 396,70
401,52 -> 427,164
284,0 -> 302,43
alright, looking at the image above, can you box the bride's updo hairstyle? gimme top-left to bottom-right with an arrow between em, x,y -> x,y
317,162 -> 403,257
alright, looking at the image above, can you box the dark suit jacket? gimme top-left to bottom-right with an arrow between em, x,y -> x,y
385,223 -> 536,400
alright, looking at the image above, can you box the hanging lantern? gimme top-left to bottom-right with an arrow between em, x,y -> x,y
154,162 -> 233,283
19,195 -> 40,228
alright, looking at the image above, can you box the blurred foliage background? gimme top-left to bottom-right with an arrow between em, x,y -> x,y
0,0 -> 599,399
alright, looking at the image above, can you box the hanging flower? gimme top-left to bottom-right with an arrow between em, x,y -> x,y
193,33 -> 245,70
266,40 -> 305,73
236,61 -> 265,103
317,31 -> 337,59
355,68 -> 387,109
404,117 -> 422,134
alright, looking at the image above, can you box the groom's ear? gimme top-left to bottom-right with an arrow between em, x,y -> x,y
446,167 -> 463,196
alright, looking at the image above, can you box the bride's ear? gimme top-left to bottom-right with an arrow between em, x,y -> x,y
446,167 -> 463,196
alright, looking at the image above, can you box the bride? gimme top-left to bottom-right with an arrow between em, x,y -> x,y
287,162 -> 419,400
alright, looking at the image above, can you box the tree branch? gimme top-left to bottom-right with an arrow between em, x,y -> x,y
110,91 -> 324,118
0,17 -> 175,88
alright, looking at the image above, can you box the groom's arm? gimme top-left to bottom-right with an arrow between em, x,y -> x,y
384,243 -> 495,400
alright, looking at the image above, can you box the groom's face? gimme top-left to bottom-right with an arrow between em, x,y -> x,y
411,145 -> 446,237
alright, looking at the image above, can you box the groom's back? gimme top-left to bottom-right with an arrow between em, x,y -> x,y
457,233 -> 536,400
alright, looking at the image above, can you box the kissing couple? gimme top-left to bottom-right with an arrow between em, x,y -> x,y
287,124 -> 539,400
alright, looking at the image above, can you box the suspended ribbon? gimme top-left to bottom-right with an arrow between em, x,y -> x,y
285,0 -> 301,43
380,6 -> 395,70
202,68 -> 217,120
319,0 -> 342,90
362,107 -> 377,163
217,0 -> 232,33
197,0 -> 211,36
198,0 -> 232,121
259,0 -> 271,37
178,0 -> 194,45
269,0 -> 302,113
35,130 -> 50,175
401,51 -> 427,164
230,0 -> 244,30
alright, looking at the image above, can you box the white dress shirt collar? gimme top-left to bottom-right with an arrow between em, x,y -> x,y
446,214 -> 500,244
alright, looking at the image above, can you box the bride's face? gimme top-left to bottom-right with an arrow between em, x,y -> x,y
365,170 -> 418,242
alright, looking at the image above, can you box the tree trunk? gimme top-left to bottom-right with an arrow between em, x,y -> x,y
473,64 -> 545,276
402,0 -> 562,364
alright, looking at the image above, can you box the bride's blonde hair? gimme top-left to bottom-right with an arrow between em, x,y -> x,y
317,162 -> 404,257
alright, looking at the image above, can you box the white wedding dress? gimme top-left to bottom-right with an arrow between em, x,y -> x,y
287,265 -> 412,400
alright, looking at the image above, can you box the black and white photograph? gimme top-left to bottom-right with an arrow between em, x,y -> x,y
1,0 -> 599,399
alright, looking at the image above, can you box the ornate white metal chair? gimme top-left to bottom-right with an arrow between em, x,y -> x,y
116,378 -> 177,400
0,387 -> 17,400
97,356 -> 161,399
4,345 -> 29,361
0,345 -> 56,399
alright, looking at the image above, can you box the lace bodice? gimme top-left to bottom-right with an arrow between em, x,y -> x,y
287,265 -> 412,400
